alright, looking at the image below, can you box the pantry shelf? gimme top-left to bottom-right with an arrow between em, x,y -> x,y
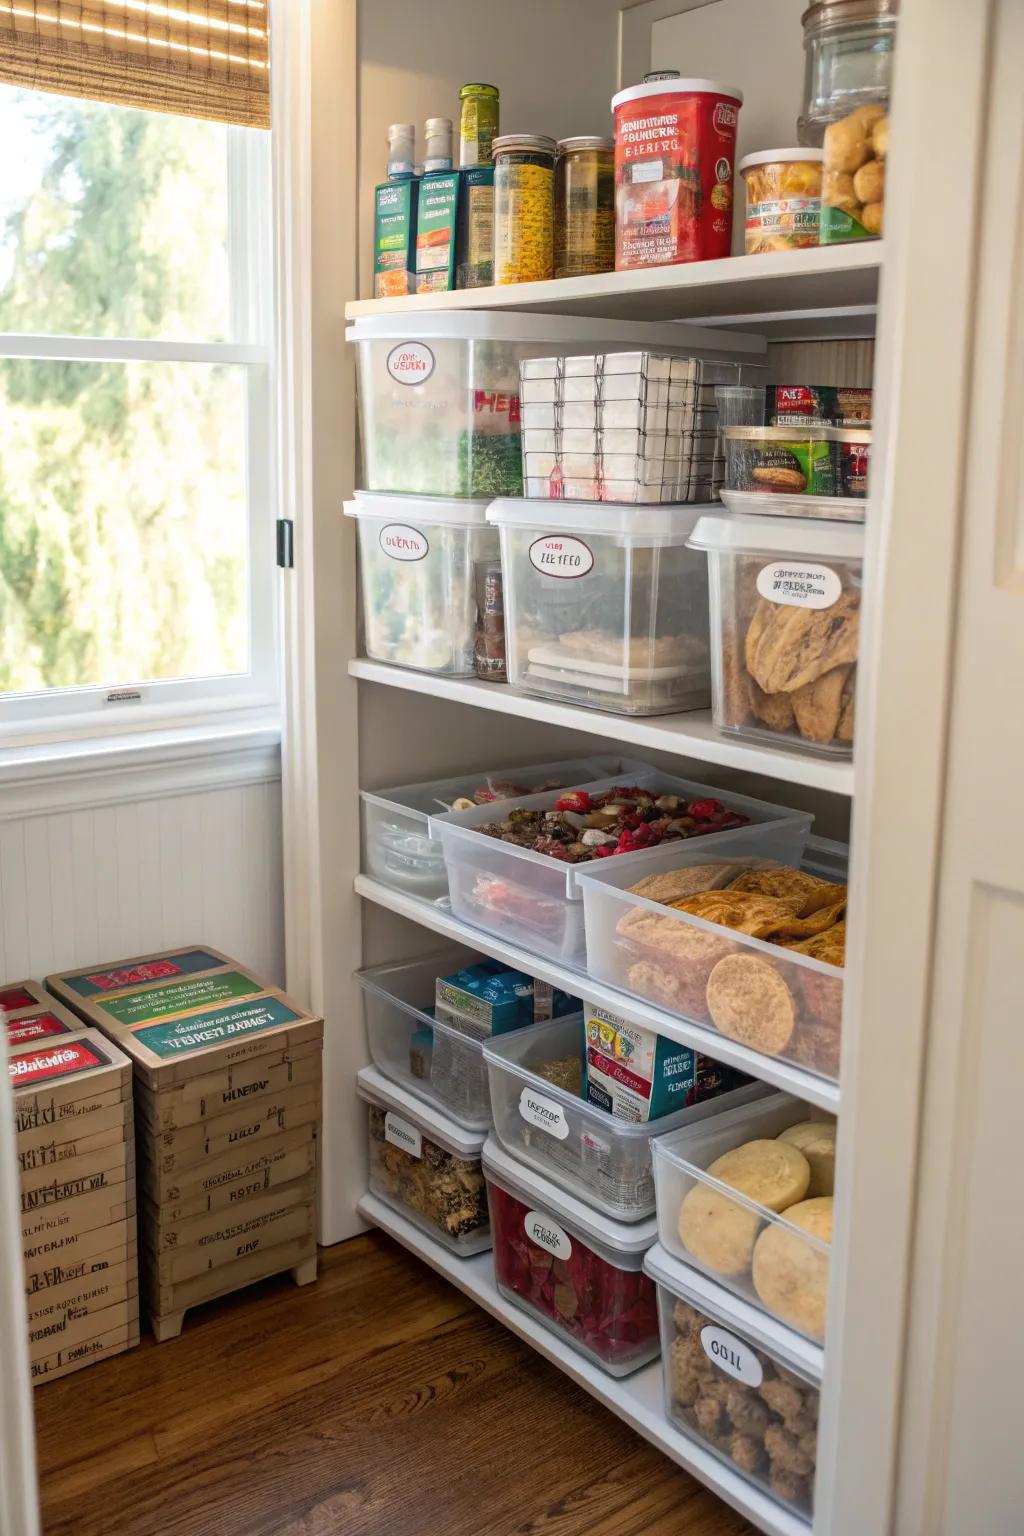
354,874 -> 841,1114
357,1192 -> 810,1536
348,660 -> 855,796
345,242 -> 880,333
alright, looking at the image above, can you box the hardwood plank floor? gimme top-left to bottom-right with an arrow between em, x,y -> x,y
33,1232 -> 755,1536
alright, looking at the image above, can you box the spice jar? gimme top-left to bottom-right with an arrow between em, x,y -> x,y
554,137 -> 615,279
493,134 -> 557,285
799,0 -> 898,146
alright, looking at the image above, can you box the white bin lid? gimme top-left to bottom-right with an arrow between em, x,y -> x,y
345,490 -> 492,526
482,1133 -> 657,1256
644,1242 -> 824,1384
357,1064 -> 488,1159
346,311 -> 755,351
687,512 -> 865,560
487,497 -> 709,541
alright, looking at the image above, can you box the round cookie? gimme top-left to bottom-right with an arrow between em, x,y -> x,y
706,954 -> 796,1055
752,1196 -> 833,1337
677,1139 -> 811,1278
778,1120 -> 837,1197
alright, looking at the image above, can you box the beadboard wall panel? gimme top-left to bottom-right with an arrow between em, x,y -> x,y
0,780 -> 284,985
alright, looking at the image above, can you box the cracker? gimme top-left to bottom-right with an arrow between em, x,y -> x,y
706,954 -> 796,1056
706,1139 -> 811,1211
678,1185 -> 761,1278
778,1121 -> 837,1197
752,1197 -> 833,1337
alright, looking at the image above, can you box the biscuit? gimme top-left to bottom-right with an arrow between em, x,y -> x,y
727,867 -> 833,908
751,1196 -> 833,1336
627,959 -> 708,1020
677,1184 -> 761,1277
837,667 -> 856,741
747,676 -> 796,732
750,591 -> 860,695
706,1139 -> 811,1210
778,1120 -> 837,1197
626,864 -> 745,905
786,920 -> 846,967
672,890 -> 806,937
706,954 -> 797,1055
790,663 -> 851,744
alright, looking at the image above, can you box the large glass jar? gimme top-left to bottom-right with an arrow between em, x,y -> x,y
799,0 -> 898,145
554,136 -> 615,279
493,134 -> 556,285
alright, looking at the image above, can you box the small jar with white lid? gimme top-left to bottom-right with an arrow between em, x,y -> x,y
738,149 -> 823,253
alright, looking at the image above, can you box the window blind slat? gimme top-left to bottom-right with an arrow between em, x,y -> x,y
0,0 -> 270,128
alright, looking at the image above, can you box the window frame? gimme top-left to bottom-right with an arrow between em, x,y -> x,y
0,111 -> 278,747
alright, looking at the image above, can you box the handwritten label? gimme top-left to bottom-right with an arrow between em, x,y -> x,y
379,523 -> 429,562
756,562 -> 842,610
525,1210 -> 572,1261
700,1325 -> 764,1387
386,341 -> 435,384
529,535 -> 594,579
518,1087 -> 569,1140
384,1111 -> 422,1158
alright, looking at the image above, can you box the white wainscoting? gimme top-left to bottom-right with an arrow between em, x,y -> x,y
0,736 -> 284,986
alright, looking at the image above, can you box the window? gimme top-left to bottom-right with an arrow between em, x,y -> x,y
0,85 -> 275,737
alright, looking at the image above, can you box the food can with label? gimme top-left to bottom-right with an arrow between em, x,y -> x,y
738,149 -> 822,253
493,134 -> 557,285
554,136 -> 615,279
459,83 -> 500,168
612,78 -> 743,269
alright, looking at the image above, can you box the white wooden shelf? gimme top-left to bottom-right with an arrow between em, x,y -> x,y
345,242 -> 879,334
355,874 -> 840,1113
358,1192 -> 809,1536
349,660 -> 854,797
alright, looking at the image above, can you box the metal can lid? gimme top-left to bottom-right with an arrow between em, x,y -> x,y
801,0 -> 899,32
644,69 -> 681,81
460,82 -> 499,98
557,136 -> 615,153
492,133 -> 557,156
738,148 -> 824,173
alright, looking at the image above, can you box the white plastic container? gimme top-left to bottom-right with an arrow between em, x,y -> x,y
431,769 -> 813,968
348,312 -> 754,499
688,513 -> 864,757
483,1134 -> 660,1376
483,1012 -> 768,1220
488,498 -> 713,716
646,1242 -> 821,1520
357,1064 -> 491,1254
577,836 -> 846,1083
652,1092 -> 835,1341
345,491 -> 497,675
360,754 -> 649,902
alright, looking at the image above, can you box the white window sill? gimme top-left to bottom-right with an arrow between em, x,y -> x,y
0,716 -> 282,821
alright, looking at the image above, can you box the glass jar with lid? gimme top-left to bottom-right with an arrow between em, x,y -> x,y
493,134 -> 557,285
799,0 -> 898,145
554,136 -> 615,279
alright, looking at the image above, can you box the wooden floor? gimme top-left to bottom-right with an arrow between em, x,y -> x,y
34,1232 -> 755,1536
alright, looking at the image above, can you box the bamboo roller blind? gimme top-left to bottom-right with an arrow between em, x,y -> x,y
0,2 -> 269,127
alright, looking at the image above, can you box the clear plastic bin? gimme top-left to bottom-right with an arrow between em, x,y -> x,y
348,313 -> 749,499
483,1012 -> 768,1220
721,426 -> 870,513
577,836 -> 846,1083
688,513 -> 864,758
652,1093 -> 835,1340
483,1134 -> 660,1375
345,491 -> 497,676
646,1242 -> 822,1519
357,1065 -> 491,1255
360,754 -> 651,902
431,769 -> 813,969
487,498 -> 712,717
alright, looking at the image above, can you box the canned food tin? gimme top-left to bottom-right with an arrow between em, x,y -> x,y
555,136 -> 615,279
493,134 -> 557,285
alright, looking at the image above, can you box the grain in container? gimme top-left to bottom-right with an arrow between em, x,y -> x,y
488,497 -> 713,716
348,312 -> 754,499
357,1064 -> 491,1254
612,78 -> 742,269
738,150 -> 823,253
646,1242 -> 823,1518
554,137 -> 615,278
577,835 -> 847,1083
344,491 -> 497,676
688,512 -> 864,754
483,1011 -> 767,1220
429,766 -> 813,969
652,1092 -> 836,1340
493,134 -> 556,284
483,1134 -> 660,1375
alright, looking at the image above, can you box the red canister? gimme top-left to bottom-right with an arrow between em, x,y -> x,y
612,77 -> 743,269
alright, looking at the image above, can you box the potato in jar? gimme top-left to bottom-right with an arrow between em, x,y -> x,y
820,106 -> 888,244
738,150 -> 823,254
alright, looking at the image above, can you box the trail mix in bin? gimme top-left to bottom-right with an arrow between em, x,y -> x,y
476,785 -> 751,863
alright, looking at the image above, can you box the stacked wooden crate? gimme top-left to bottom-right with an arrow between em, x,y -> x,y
47,947 -> 323,1341
5,983 -> 140,1384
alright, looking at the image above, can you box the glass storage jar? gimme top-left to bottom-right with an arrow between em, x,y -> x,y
493,134 -> 557,284
799,0 -> 898,145
554,137 -> 615,279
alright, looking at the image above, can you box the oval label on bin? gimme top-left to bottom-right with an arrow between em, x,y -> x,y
525,1210 -> 573,1261
379,523 -> 429,562
700,1325 -> 764,1388
519,1086 -> 570,1140
386,340 -> 435,384
756,561 -> 842,610
529,535 -> 594,579
384,1111 -> 422,1159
